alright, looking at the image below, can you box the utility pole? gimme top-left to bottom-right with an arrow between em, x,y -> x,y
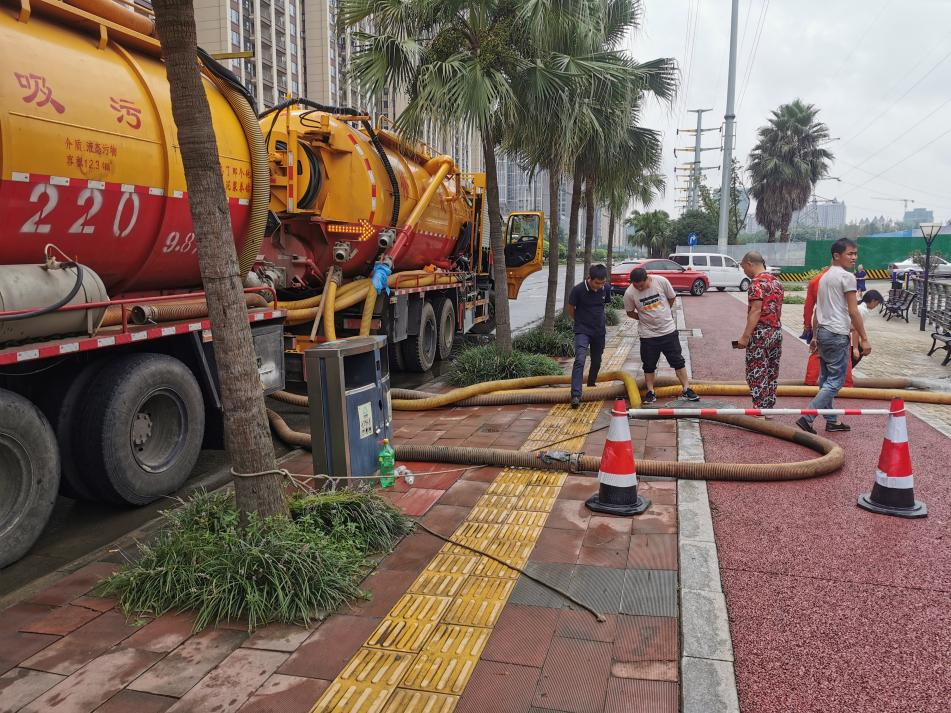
675,109 -> 719,214
717,0 -> 740,247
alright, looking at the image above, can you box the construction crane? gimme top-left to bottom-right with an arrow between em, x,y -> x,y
873,197 -> 915,213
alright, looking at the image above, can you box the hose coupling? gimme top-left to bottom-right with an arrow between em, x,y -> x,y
539,450 -> 585,473
332,242 -> 354,263
377,229 -> 396,250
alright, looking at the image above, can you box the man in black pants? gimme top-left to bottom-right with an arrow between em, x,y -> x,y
567,264 -> 611,409
623,267 -> 700,404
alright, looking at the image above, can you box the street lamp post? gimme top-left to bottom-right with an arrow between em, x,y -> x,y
918,222 -> 943,332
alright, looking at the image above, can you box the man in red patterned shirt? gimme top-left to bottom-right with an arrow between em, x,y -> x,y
736,251 -> 784,410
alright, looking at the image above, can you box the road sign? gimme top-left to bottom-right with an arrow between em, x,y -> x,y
688,233 -> 698,247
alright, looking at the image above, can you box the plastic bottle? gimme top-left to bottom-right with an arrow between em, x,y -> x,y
395,465 -> 414,486
378,439 -> 396,488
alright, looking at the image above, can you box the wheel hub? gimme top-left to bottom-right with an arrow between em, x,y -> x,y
132,412 -> 153,448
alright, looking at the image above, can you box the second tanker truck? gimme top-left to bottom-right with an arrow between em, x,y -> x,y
0,0 -> 545,566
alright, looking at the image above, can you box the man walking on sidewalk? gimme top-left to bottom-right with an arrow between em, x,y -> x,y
797,238 -> 871,434
623,267 -> 700,404
567,264 -> 611,409
735,251 -> 784,412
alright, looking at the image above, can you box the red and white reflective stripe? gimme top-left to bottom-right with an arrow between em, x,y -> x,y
631,408 -> 894,418
875,470 -> 914,489
598,401 -> 637,487
392,284 -> 460,296
346,132 -> 377,223
0,310 -> 284,366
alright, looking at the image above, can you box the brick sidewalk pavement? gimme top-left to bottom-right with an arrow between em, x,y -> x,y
0,319 -> 682,713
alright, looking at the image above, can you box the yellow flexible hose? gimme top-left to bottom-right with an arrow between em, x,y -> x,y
359,287 -> 377,337
323,280 -> 338,340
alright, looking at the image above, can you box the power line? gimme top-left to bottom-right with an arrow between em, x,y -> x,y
736,0 -> 771,111
831,0 -> 892,77
677,0 -> 701,130
840,125 -> 951,196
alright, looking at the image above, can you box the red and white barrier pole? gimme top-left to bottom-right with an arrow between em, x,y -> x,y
628,408 -> 894,418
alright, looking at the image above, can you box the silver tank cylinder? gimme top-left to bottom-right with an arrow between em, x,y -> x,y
0,264 -> 108,344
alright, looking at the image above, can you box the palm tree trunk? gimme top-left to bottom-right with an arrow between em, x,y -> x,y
481,129 -> 512,354
562,170 -> 583,307
543,170 -> 561,333
606,207 -> 616,276
582,177 -> 595,276
152,0 -> 286,519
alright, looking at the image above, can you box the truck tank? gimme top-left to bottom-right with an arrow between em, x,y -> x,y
260,109 -> 472,286
0,1 -> 263,295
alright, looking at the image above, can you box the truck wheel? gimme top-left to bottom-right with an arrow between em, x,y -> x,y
76,354 -> 205,506
388,339 -> 406,371
690,279 -> 707,296
0,389 -> 60,568
402,301 -> 437,372
433,297 -> 456,360
469,289 -> 497,334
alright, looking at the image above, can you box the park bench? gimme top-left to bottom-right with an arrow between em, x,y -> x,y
881,288 -> 902,315
883,290 -> 916,323
927,307 -> 951,366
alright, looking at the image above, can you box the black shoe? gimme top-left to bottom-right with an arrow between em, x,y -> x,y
796,417 -> 817,435
642,391 -> 657,405
826,421 -> 851,433
680,388 -> 701,402
570,396 -> 581,409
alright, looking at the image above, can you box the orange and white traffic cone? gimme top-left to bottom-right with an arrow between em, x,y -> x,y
586,400 -> 650,516
857,399 -> 927,518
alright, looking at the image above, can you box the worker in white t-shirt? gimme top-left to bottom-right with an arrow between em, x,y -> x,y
852,289 -> 883,367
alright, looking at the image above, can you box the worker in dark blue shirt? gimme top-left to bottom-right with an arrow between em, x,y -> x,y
567,264 -> 610,409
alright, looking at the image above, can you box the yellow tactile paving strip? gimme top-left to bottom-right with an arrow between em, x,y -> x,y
311,333 -> 634,713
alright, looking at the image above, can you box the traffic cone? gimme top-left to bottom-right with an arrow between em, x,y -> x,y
857,399 -> 927,518
586,400 -> 650,516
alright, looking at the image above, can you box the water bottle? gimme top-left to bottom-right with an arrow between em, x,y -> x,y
378,439 -> 396,488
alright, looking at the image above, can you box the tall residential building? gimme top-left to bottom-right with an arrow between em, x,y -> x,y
903,207 -> 934,228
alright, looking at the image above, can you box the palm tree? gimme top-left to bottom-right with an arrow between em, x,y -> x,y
628,209 -> 672,258
599,163 -> 665,275
152,0 -> 287,518
748,99 -> 833,242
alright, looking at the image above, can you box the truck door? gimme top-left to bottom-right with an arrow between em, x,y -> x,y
504,211 -> 545,299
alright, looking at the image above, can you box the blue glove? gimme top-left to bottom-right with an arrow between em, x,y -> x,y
800,328 -> 813,343
371,262 -> 392,295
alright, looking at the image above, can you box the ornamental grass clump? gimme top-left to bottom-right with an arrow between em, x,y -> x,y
98,489 -> 412,631
514,325 -> 575,357
448,344 -> 562,386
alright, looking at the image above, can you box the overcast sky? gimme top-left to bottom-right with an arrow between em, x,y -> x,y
625,0 -> 951,225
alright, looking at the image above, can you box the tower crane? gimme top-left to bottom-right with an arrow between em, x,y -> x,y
872,197 -> 915,213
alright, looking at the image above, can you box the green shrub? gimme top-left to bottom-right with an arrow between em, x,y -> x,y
609,294 -> 625,310
783,294 -> 806,304
98,489 -> 412,631
447,345 -> 563,386
605,305 -> 620,326
553,310 -> 574,335
514,326 -> 575,357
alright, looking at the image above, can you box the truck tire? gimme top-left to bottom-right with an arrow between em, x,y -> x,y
388,339 -> 406,371
76,354 -> 205,506
469,289 -> 496,335
0,389 -> 60,568
402,301 -> 437,372
433,296 -> 456,361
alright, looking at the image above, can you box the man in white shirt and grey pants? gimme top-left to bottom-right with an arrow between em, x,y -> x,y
796,238 -> 871,434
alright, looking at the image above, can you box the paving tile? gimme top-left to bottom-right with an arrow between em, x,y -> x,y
530,528 -> 585,564
20,647 -> 162,713
0,603 -> 54,636
639,483 -> 676,506
21,610 -> 140,675
19,605 -> 101,636
610,660 -> 678,681
567,565 -> 625,614
409,469 -> 464,490
583,517 -> 632,549
557,476 -> 600,502
604,677 -> 678,713
377,532 -> 443,571
509,562 -> 575,609
481,605 -> 560,667
533,637 -> 612,713
419,504 -> 472,537
628,534 -> 678,570
92,690 -> 177,713
243,623 -> 312,653
0,667 -> 64,712
393,488 -> 444,517
546,499 -> 593,531
278,614 -> 381,680
555,610 -> 617,643
237,673 -> 330,713
347,568 -> 418,617
644,430 -> 678,448
621,570 -> 678,618
577,545 -> 630,569
644,446 -> 678,461
462,466 -> 501,483
437,480 -> 489,507
628,504 -> 678,535
28,563 -> 119,607
71,597 -> 116,613
165,648 -> 287,713
455,661 -> 540,713
613,615 -> 679,662
128,628 -> 247,697
121,612 -> 196,653
0,630 -> 58,676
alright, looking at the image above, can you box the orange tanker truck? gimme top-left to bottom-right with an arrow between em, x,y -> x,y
0,0 -> 545,566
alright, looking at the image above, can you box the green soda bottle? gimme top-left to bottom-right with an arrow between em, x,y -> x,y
378,439 -> 396,488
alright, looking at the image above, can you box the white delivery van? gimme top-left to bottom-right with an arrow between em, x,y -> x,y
669,252 -> 750,291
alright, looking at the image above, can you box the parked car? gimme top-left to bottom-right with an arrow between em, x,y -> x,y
890,256 -> 951,279
611,258 -> 710,296
668,252 -> 752,291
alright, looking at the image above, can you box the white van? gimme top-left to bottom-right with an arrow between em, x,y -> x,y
669,252 -> 749,291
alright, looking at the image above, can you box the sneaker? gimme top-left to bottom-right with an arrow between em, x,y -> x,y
826,421 -> 851,433
642,391 -> 657,405
680,388 -> 701,402
570,396 -> 581,409
795,417 -> 817,435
